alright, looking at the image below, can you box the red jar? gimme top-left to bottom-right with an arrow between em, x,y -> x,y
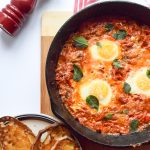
0,0 -> 37,36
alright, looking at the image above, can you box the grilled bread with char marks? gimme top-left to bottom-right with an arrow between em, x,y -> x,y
32,123 -> 80,150
0,116 -> 35,150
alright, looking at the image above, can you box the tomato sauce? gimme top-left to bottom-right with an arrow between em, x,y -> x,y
56,17 -> 150,134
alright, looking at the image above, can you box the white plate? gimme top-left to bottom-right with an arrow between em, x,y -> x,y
15,113 -> 61,136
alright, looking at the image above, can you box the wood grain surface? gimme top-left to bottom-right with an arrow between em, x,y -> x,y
41,11 -> 72,115
41,11 -> 150,150
41,36 -> 53,116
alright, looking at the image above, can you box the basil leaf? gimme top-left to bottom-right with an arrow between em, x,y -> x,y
86,95 -> 99,110
113,59 -> 123,69
120,109 -> 129,114
146,68 -> 150,79
113,30 -> 127,40
74,36 -> 88,48
96,42 -> 102,48
123,82 -> 131,94
73,64 -> 83,82
103,113 -> 113,120
105,23 -> 114,32
130,119 -> 139,132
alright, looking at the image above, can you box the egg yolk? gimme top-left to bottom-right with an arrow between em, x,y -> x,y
136,74 -> 150,91
90,39 -> 120,61
79,79 -> 112,107
98,41 -> 118,60
89,81 -> 109,99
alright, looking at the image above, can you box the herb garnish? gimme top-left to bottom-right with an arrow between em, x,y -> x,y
130,119 -> 139,132
86,95 -> 99,110
146,68 -> 150,79
113,30 -> 127,40
120,109 -> 129,114
123,82 -> 131,94
103,113 -> 113,120
113,59 -> 123,69
96,42 -> 102,48
74,36 -> 88,48
73,64 -> 83,82
105,23 -> 114,32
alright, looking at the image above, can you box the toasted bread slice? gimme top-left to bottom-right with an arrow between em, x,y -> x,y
0,116 -> 35,150
54,139 -> 79,150
32,123 -> 80,150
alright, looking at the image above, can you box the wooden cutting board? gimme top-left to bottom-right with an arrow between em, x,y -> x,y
41,11 -> 72,116
41,11 -> 150,150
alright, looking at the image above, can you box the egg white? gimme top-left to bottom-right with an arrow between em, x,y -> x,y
126,67 -> 150,97
89,39 -> 120,62
79,79 -> 112,110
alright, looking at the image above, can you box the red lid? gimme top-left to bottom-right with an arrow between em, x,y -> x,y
11,0 -> 37,15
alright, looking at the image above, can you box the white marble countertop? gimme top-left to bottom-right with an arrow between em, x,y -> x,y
0,0 -> 149,116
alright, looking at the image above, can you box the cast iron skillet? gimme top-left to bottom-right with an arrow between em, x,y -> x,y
46,1 -> 150,147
